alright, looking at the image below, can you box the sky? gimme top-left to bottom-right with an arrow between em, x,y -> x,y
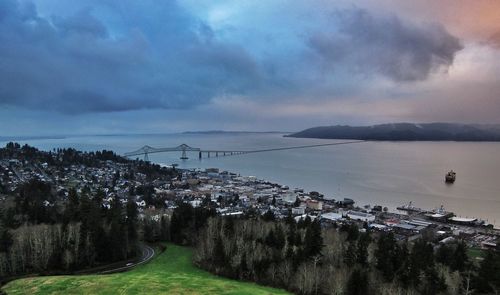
1,0 -> 500,135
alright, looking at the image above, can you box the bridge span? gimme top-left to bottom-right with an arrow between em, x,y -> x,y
124,140 -> 364,161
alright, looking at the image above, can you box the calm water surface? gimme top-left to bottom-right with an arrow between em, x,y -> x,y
3,133 -> 499,226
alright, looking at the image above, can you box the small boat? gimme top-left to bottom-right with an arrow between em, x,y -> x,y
445,170 -> 456,183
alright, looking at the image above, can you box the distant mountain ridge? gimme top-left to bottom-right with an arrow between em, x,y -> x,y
286,123 -> 500,141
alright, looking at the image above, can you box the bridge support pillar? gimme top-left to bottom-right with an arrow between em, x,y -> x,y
208,152 -> 210,158
144,152 -> 149,162
216,152 -> 218,157
199,151 -> 202,159
180,148 -> 188,160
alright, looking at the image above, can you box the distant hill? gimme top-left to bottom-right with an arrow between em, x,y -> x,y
286,123 -> 500,141
182,130 -> 287,134
0,135 -> 66,141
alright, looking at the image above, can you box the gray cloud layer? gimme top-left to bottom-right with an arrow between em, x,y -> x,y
308,9 -> 463,82
0,0 -> 260,113
0,1 -> 463,115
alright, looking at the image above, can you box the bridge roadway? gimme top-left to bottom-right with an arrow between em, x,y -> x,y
124,140 -> 365,161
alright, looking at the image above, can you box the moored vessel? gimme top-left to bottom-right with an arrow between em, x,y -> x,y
397,201 -> 424,213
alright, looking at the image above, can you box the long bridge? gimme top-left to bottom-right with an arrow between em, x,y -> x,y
124,141 -> 364,161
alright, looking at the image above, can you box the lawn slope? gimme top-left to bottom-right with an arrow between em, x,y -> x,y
2,244 -> 289,295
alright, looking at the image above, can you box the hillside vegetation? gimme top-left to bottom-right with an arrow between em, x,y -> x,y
287,123 -> 500,141
3,244 -> 289,295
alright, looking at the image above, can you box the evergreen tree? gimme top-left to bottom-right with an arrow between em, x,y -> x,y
16,179 -> 55,224
475,249 -> 500,293
421,266 -> 447,295
170,202 -> 194,244
303,219 -> 323,258
2,208 -> 18,228
274,225 -> 286,250
77,194 -> 93,266
0,228 -> 13,253
451,241 -> 468,272
108,196 -> 128,261
345,241 -> 357,266
341,223 -> 359,242
262,209 -> 275,222
436,244 -> 452,266
143,220 -> 154,242
411,239 -> 435,271
356,232 -> 371,266
346,268 -> 369,295
284,210 -> 295,225
404,239 -> 435,287
265,229 -> 278,248
126,197 -> 139,254
375,232 -> 397,281
63,188 -> 80,223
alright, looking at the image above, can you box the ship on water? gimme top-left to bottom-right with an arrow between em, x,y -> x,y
427,205 -> 455,221
397,201 -> 424,213
445,170 -> 456,183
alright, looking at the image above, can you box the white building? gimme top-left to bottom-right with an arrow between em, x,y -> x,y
346,210 -> 375,222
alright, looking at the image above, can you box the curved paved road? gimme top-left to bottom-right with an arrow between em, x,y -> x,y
100,245 -> 155,274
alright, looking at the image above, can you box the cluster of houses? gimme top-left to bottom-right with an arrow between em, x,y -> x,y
0,156 -> 172,210
0,159 -> 51,192
1,152 -> 498,251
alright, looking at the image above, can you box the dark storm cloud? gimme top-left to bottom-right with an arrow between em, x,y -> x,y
0,0 -> 261,114
308,8 -> 463,82
0,1 -> 466,116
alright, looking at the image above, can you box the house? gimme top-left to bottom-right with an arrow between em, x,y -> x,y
392,223 -> 418,236
282,192 -> 298,205
321,212 -> 343,222
306,199 -> 323,211
292,206 -> 306,215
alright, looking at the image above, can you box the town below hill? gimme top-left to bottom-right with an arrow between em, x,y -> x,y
287,123 -> 500,141
1,142 -> 500,294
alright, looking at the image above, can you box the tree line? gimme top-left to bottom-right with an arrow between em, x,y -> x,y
0,183 -> 139,279
192,213 -> 500,295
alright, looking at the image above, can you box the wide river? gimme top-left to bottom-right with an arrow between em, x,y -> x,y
3,133 -> 499,227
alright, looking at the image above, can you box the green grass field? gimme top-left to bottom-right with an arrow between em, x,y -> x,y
2,244 -> 290,295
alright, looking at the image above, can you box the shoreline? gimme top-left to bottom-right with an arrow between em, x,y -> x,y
176,166 -> 500,231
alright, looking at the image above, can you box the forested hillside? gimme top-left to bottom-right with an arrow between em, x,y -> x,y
287,123 -> 500,141
0,143 -> 178,280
